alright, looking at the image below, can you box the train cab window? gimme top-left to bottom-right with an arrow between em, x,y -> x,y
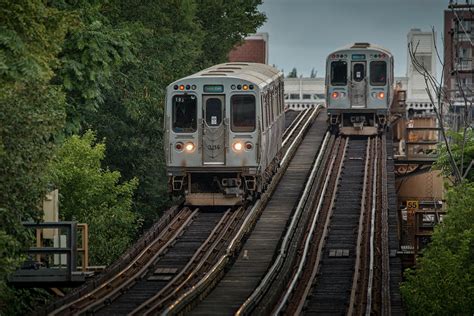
302,94 -> 312,100
231,95 -> 256,132
331,61 -> 347,86
205,97 -> 222,126
370,61 -> 387,85
172,95 -> 197,132
353,63 -> 365,82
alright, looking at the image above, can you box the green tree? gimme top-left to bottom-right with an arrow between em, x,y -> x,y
401,183 -> 474,314
0,0 -> 68,306
433,128 -> 474,182
287,67 -> 298,78
49,131 -> 139,265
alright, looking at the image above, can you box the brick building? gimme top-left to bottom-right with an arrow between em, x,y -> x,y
228,33 -> 268,64
444,2 -> 474,129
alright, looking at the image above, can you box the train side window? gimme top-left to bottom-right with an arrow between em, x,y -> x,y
172,95 -> 197,133
231,95 -> 256,132
370,61 -> 387,85
331,61 -> 347,86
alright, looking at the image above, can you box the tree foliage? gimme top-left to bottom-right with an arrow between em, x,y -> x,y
401,183 -> 474,314
49,131 -> 139,265
287,67 -> 298,78
433,128 -> 474,182
0,0 -> 68,307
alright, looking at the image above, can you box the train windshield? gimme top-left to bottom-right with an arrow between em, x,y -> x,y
231,95 -> 256,132
172,95 -> 197,132
370,61 -> 387,85
331,61 -> 347,86
205,97 -> 222,126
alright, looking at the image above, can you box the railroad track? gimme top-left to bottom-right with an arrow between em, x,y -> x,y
164,108 -> 327,315
266,135 -> 394,315
46,107 -> 320,316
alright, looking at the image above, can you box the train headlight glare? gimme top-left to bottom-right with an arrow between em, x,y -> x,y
185,142 -> 195,152
377,92 -> 385,99
233,142 -> 243,152
331,91 -> 339,99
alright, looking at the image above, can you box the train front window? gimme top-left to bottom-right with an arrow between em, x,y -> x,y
370,61 -> 387,85
331,61 -> 347,86
205,98 -> 222,126
231,95 -> 256,132
172,95 -> 197,133
353,63 -> 365,82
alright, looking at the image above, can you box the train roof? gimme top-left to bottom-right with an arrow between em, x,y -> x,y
172,62 -> 282,87
330,42 -> 392,56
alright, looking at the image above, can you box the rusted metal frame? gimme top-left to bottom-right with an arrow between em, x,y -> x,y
132,208 -> 236,315
272,134 -> 339,315
293,136 -> 349,315
236,131 -> 332,315
365,137 -> 379,316
380,135 -> 391,315
162,106 -> 321,316
348,137 -> 373,315
47,203 -> 183,315
53,207 -> 195,316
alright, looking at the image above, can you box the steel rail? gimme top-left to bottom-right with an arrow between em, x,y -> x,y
282,109 -> 306,139
348,137 -> 373,316
272,134 -> 339,315
236,131 -> 331,315
282,109 -> 310,147
380,135 -> 392,315
365,137 -> 378,315
131,208 -> 240,315
162,106 -> 321,316
69,208 -> 198,316
292,136 -> 348,315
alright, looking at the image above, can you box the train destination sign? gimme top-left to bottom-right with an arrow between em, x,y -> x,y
204,85 -> 224,93
351,54 -> 366,60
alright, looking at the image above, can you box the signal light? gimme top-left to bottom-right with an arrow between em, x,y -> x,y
331,91 -> 339,99
249,84 -> 254,90
237,85 -> 242,90
245,142 -> 253,150
233,142 -> 243,152
185,85 -> 190,90
243,84 -> 249,91
179,85 -> 185,91
191,84 -> 197,90
173,85 -> 178,90
175,142 -> 184,151
231,84 -> 236,90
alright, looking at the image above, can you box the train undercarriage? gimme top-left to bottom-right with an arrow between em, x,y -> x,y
328,111 -> 387,136
168,155 -> 280,206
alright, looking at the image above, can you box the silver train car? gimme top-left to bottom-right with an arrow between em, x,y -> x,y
326,42 -> 394,135
165,63 -> 285,206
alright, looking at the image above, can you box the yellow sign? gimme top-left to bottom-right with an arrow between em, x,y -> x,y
407,200 -> 419,214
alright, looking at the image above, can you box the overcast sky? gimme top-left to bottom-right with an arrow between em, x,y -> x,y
257,0 -> 447,77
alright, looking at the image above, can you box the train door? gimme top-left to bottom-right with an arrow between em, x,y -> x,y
202,95 -> 225,165
350,62 -> 367,108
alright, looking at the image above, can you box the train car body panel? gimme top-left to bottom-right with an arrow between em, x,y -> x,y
326,43 -> 394,135
165,63 -> 285,206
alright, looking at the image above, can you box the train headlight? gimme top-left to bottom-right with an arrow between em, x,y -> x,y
331,91 -> 339,99
245,142 -> 253,151
185,142 -> 195,152
377,92 -> 385,99
233,142 -> 243,152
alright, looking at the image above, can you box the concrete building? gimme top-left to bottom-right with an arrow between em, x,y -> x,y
406,28 -> 437,115
228,33 -> 269,64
